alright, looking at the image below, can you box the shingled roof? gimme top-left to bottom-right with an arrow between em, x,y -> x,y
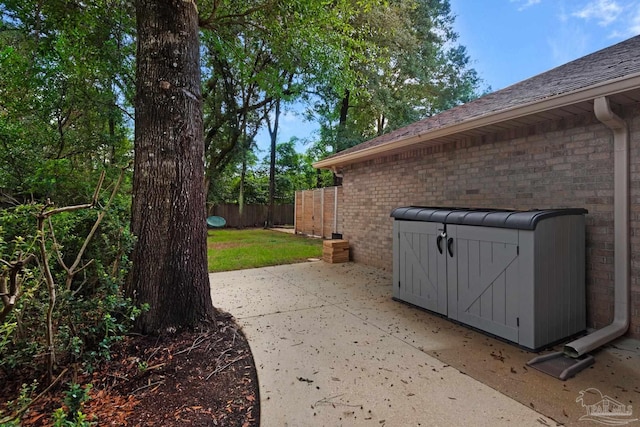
315,35 -> 640,170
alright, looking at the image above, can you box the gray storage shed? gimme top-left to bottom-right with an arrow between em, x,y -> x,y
391,207 -> 588,351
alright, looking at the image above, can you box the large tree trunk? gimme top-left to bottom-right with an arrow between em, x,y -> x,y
238,145 -> 247,227
129,0 -> 215,334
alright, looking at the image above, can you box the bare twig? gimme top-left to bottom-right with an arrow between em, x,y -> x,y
0,367 -> 69,424
90,170 -> 106,206
41,201 -> 94,218
145,342 -> 162,364
174,343 -> 202,356
70,268 -> 91,298
205,354 -> 246,380
0,190 -> 20,206
215,348 -> 234,362
38,209 -> 57,383
132,380 -> 166,395
106,373 -> 129,381
48,216 -> 66,273
35,169 -> 124,382
174,332 -> 213,356
0,253 -> 37,323
314,394 -> 362,408
43,169 -> 126,291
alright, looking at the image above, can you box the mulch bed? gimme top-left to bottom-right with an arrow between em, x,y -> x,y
0,312 -> 259,426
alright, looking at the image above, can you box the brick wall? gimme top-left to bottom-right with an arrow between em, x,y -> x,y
340,105 -> 640,338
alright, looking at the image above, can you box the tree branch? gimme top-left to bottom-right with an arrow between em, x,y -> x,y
0,253 -> 37,323
0,368 -> 69,425
33,169 -> 122,381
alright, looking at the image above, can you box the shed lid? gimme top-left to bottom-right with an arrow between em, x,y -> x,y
390,207 -> 588,230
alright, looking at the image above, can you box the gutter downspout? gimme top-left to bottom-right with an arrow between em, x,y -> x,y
564,96 -> 630,358
332,168 -> 343,236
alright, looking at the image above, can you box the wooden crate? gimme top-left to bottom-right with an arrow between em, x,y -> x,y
323,239 -> 349,263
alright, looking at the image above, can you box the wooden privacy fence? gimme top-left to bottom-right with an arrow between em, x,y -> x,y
295,186 -> 342,238
210,204 -> 294,228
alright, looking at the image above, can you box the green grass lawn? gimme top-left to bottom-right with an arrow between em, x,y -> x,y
207,228 -> 323,272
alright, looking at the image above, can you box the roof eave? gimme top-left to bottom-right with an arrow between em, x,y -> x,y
313,73 -> 640,170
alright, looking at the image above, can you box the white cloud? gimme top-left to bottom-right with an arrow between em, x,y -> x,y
572,0 -> 623,26
569,0 -> 640,37
510,0 -> 542,11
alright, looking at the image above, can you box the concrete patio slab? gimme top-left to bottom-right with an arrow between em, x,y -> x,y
210,273 -> 326,319
242,304 -> 540,426
210,261 -> 580,426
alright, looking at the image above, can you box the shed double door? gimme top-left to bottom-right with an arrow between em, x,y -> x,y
447,225 -> 520,343
394,221 -> 520,343
395,220 -> 448,315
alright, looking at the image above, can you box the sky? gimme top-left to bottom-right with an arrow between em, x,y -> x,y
451,0 -> 640,91
255,0 -> 640,155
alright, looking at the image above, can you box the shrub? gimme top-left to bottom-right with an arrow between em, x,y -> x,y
0,173 -> 142,379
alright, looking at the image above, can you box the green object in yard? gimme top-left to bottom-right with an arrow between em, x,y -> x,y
207,216 -> 226,228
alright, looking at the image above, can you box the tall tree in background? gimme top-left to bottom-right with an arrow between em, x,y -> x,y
200,0 -> 374,198
0,0 -> 134,204
129,0 -> 214,333
355,0 -> 480,133
265,98 -> 281,227
310,0 -> 482,162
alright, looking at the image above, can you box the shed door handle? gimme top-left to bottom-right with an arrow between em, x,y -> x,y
436,235 -> 443,254
447,238 -> 454,257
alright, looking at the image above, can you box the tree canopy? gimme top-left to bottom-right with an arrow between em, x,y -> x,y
0,0 -> 134,204
1,0 -> 482,206
0,0 -> 483,338
307,0 -> 482,161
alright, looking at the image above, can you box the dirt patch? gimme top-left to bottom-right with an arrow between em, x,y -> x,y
0,312 -> 259,426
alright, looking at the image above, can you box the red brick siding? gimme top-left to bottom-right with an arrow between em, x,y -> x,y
340,106 -> 640,338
